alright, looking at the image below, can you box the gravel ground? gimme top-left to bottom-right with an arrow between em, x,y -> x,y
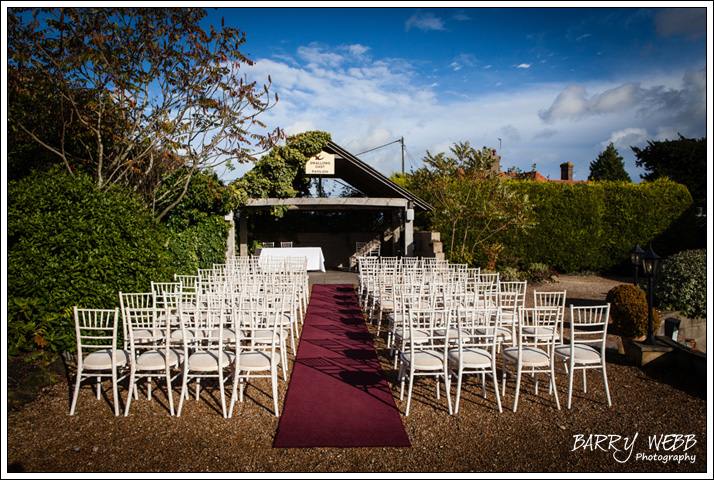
4,275 -> 709,473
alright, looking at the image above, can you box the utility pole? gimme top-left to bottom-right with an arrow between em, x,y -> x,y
401,137 -> 405,175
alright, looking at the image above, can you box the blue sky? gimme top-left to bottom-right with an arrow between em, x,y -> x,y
205,4 -> 709,184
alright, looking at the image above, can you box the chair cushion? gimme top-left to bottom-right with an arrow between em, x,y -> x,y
502,346 -> 550,366
554,344 -> 602,363
401,350 -> 445,369
394,329 -> 430,344
523,325 -> 560,340
237,351 -> 273,370
83,348 -> 129,370
448,347 -> 492,367
171,328 -> 204,342
135,349 -> 181,370
187,350 -> 234,371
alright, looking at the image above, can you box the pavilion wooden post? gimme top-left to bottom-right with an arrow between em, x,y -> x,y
404,202 -> 415,257
391,209 -> 401,256
238,211 -> 248,256
225,211 -> 236,262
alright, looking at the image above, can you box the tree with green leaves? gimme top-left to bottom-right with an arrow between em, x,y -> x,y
631,134 -> 706,210
7,7 -> 282,220
588,143 -> 631,182
401,141 -> 534,268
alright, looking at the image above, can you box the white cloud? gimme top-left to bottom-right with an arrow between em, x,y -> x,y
539,82 -> 641,121
405,11 -> 446,32
347,44 -> 371,57
604,128 -> 648,151
296,44 -> 344,68
516,63 -> 531,69
223,43 -> 704,186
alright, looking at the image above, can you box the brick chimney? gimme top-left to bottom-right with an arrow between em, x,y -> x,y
560,162 -> 573,181
490,149 -> 501,173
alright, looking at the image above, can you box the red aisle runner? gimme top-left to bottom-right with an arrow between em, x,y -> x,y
273,284 -> 411,448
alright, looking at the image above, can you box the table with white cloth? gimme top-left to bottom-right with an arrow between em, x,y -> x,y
258,247 -> 326,272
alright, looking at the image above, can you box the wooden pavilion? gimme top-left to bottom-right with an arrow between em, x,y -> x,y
227,141 -> 433,269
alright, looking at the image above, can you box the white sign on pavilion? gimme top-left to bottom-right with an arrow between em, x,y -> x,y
305,152 -> 335,175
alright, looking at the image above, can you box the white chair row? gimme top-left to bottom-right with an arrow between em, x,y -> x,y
70,279 -> 299,418
394,300 -> 611,416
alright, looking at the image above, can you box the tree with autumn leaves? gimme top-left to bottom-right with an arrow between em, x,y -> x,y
398,141 -> 534,268
7,7 -> 282,220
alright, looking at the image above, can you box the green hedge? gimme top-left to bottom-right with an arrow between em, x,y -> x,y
499,178 -> 694,273
7,168 -> 174,355
166,215 -> 230,274
7,167 -> 233,357
8,168 -> 174,308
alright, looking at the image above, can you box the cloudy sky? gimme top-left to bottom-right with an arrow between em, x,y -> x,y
205,5 -> 710,183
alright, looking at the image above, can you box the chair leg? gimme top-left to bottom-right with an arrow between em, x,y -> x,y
492,366 -> 503,413
567,363 -> 575,409
582,368 -> 588,393
398,363 -> 406,400
272,365 -> 280,417
229,367 -> 239,418
513,369 -> 522,413
219,369 -> 227,419
444,370 -> 452,414
112,368 -> 121,417
550,364 -> 561,410
450,370 -> 460,415
166,370 -> 175,416
177,369 -> 189,417
124,370 -> 136,416
602,362 -> 612,407
69,370 -> 83,416
405,371 -> 415,416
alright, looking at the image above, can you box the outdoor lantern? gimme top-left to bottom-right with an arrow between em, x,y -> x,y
641,244 -> 661,346
641,243 -> 660,276
630,242 -> 644,286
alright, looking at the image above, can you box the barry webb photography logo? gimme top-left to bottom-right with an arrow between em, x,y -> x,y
572,433 -> 697,464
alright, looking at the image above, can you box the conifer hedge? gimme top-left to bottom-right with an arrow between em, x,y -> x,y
499,178 -> 694,273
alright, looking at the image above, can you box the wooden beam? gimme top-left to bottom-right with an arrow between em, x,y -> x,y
245,197 -> 409,210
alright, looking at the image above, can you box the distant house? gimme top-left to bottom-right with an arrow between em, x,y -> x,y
510,162 -> 587,184
488,150 -> 586,184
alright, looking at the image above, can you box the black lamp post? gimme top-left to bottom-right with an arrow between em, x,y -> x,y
630,243 -> 644,286
640,243 -> 661,346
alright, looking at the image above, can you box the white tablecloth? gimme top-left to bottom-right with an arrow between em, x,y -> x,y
259,247 -> 326,272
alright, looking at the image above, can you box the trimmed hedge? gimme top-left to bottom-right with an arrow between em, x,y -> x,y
500,178 -> 694,273
8,168 -> 174,309
7,167 -> 174,355
166,215 -> 230,274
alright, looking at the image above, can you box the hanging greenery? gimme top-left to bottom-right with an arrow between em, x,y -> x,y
229,131 -> 332,217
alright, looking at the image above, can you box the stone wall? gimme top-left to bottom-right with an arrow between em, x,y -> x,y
413,231 -> 445,260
